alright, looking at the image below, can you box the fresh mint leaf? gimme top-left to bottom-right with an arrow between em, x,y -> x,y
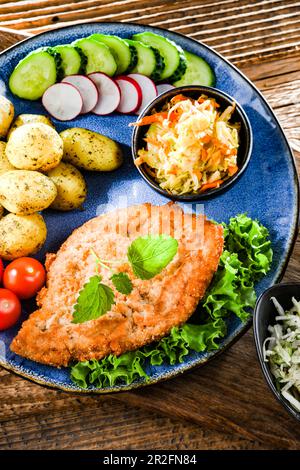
72,275 -> 115,324
127,235 -> 178,280
111,272 -> 133,295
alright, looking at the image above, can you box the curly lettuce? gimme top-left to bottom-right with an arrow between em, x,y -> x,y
203,215 -> 272,322
71,319 -> 226,389
71,214 -> 273,389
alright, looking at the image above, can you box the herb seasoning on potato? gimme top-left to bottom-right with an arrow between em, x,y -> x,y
5,122 -> 63,171
46,162 -> 87,211
0,212 -> 47,260
60,128 -> 123,171
0,170 -> 57,215
7,113 -> 54,139
0,141 -> 15,176
0,96 -> 14,138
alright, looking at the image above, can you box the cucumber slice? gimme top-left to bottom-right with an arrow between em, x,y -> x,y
75,46 -> 88,74
173,51 -> 215,87
150,47 -> 165,81
89,34 -> 132,75
9,49 -> 58,100
72,38 -> 117,76
51,45 -> 85,77
168,51 -> 187,83
124,39 -> 165,81
125,43 -> 138,73
124,39 -> 155,76
132,32 -> 186,81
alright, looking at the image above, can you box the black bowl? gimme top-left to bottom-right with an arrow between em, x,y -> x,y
254,283 -> 300,422
131,85 -> 253,201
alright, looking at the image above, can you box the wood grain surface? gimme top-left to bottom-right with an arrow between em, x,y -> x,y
0,0 -> 300,67
0,0 -> 299,450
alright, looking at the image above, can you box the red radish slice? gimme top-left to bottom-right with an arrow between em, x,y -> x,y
42,83 -> 82,121
127,73 -> 157,115
89,72 -> 121,115
156,83 -> 175,96
115,76 -> 142,114
62,75 -> 98,114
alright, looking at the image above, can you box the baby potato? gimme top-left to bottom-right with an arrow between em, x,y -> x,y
60,128 -> 123,171
0,170 -> 57,215
7,113 -> 54,139
0,95 -> 14,138
0,141 -> 15,175
6,122 -> 63,171
0,212 -> 47,260
46,162 -> 87,211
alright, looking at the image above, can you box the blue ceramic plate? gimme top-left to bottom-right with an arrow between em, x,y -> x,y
0,23 -> 298,393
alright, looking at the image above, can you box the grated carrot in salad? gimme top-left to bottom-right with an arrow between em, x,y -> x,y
133,94 -> 240,195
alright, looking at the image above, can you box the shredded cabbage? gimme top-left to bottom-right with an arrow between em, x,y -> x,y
136,95 -> 240,195
263,297 -> 300,412
71,214 -> 272,389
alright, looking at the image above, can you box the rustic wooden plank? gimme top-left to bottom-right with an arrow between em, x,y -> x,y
0,1 -> 299,66
262,79 -> 300,151
112,329 -> 300,450
0,368 -> 271,450
0,28 -> 31,50
0,23 -> 299,450
240,53 -> 300,89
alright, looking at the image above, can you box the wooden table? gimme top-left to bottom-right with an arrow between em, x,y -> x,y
0,0 -> 299,450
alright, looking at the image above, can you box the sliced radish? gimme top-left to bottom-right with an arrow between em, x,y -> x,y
89,72 -> 121,115
156,83 -> 175,96
62,75 -> 98,114
127,73 -> 158,115
42,83 -> 83,121
115,76 -> 142,114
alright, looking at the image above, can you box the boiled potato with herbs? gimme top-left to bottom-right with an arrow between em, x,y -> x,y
46,162 -> 87,211
0,141 -> 15,175
0,96 -> 14,138
7,113 -> 54,139
6,122 -> 63,171
0,170 -> 57,215
60,128 -> 123,171
0,212 -> 47,260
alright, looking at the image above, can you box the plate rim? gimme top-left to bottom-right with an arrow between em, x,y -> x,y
0,21 -> 299,394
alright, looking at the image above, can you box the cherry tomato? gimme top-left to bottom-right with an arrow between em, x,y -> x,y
0,259 -> 3,284
3,257 -> 46,300
0,288 -> 21,330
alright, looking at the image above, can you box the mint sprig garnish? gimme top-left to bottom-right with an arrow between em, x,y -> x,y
72,235 -> 178,323
110,272 -> 133,295
72,275 -> 115,324
127,235 -> 178,280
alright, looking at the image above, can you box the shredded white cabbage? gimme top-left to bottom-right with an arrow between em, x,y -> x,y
263,296 -> 300,412
136,95 -> 240,195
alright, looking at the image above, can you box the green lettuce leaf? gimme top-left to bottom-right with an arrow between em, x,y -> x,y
223,213 -> 273,281
203,250 -> 257,322
70,214 -> 273,389
70,319 -> 226,389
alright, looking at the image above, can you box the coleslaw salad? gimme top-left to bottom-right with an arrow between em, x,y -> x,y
133,94 -> 240,195
263,296 -> 300,412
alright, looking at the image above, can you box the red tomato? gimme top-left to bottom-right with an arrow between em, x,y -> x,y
0,288 -> 21,330
3,257 -> 46,300
0,259 -> 3,284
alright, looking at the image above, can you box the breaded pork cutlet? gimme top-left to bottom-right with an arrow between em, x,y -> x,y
11,203 -> 224,367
